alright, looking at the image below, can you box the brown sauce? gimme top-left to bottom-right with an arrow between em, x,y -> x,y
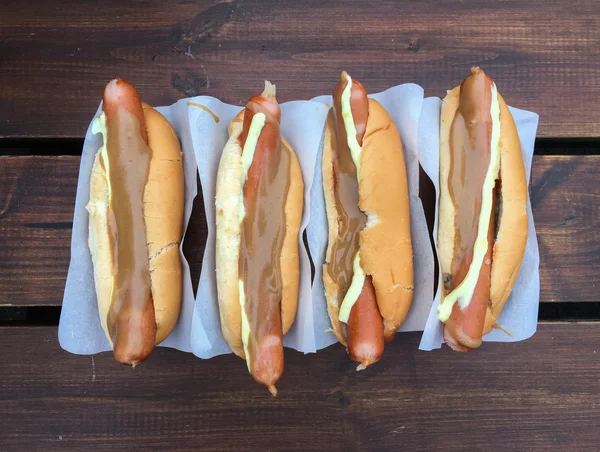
186,102 -> 220,123
448,69 -> 494,291
238,100 -> 290,371
325,74 -> 370,333
105,106 -> 154,358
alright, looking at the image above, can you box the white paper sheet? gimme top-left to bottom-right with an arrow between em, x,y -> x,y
418,97 -> 540,350
58,100 -> 198,354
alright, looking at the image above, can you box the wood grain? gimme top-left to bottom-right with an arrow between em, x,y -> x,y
0,156 -> 207,306
0,324 -> 598,451
1,155 -> 598,306
1,0 -> 599,139
531,156 -> 600,301
0,157 -> 76,306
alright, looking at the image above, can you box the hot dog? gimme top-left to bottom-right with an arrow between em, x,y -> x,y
87,78 -> 185,365
215,81 -> 303,395
322,71 -> 414,369
437,67 -> 528,351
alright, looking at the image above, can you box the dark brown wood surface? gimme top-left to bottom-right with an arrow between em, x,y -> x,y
533,156 -> 600,302
0,324 -> 598,451
1,0 -> 600,139
1,155 -> 598,306
2,1 -> 599,449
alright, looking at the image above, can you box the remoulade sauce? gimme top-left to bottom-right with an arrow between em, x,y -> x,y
448,71 -> 494,292
104,107 -> 154,357
238,106 -> 291,369
326,76 -> 370,335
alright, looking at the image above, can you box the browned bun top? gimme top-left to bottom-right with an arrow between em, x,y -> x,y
358,99 -> 413,339
141,103 -> 185,344
484,94 -> 528,334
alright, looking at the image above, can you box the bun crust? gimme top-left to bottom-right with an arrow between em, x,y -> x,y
215,110 -> 302,358
88,132 -> 113,344
142,104 -> 185,344
484,95 -> 528,334
438,87 -> 460,294
323,99 -> 414,342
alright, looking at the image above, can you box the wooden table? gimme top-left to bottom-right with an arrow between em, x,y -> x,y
1,1 -> 599,450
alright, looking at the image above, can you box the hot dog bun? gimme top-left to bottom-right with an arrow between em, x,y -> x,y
215,109 -> 303,358
141,103 -> 185,344
322,99 -> 414,345
485,94 -> 528,333
438,75 -> 528,341
87,97 -> 184,351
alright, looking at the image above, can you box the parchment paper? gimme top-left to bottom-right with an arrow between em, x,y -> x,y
417,97 -> 540,350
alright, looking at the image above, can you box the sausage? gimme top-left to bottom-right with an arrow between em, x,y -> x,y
344,75 -> 369,144
111,294 -> 156,365
242,90 -> 281,216
102,78 -> 156,366
103,79 -> 148,143
347,276 -> 384,369
443,188 -> 496,352
239,84 -> 286,395
240,90 -> 281,146
249,305 -> 284,396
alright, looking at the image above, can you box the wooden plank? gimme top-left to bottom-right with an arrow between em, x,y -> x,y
0,156 -> 76,305
532,156 -> 600,302
1,0 -> 599,139
1,154 -> 598,306
0,156 -> 207,306
0,324 -> 598,450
